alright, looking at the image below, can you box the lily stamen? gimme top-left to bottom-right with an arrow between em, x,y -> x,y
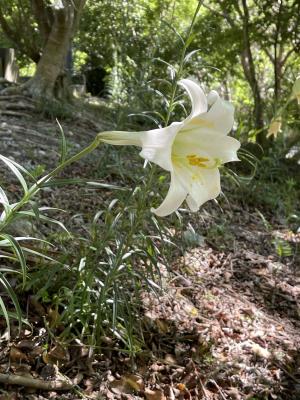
186,154 -> 210,167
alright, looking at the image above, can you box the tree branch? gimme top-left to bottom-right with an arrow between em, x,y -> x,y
0,6 -> 40,63
0,373 -> 73,391
202,2 -> 237,28
263,47 -> 274,63
282,46 -> 297,66
71,0 -> 87,36
30,0 -> 52,42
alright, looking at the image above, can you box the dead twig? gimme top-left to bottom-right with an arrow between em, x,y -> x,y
0,373 -> 73,391
208,379 -> 227,400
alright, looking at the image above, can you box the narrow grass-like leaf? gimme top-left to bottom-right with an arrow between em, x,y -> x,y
16,211 -> 71,236
0,267 -> 21,273
128,113 -> 161,127
0,296 -> 10,339
56,119 -> 68,164
0,310 -> 31,327
0,236 -> 54,248
0,255 -> 18,262
22,246 -> 64,264
86,182 -> 127,190
185,32 -> 196,48
0,186 -> 11,218
0,155 -> 35,180
30,201 -> 40,221
184,49 -> 202,63
0,272 -> 22,332
152,58 -> 177,78
162,20 -> 185,46
0,234 -> 27,286
38,178 -> 125,190
0,186 -> 9,205
148,78 -> 173,88
0,155 -> 28,193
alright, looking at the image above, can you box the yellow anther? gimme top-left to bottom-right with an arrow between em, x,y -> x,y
186,154 -> 210,167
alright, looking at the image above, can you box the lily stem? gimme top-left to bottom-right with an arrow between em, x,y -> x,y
165,0 -> 204,126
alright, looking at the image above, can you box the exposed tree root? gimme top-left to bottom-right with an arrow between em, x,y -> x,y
0,110 -> 33,118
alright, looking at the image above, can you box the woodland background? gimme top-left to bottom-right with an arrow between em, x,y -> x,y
0,1 -> 299,399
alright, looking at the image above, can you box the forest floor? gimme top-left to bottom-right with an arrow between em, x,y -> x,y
0,91 -> 299,400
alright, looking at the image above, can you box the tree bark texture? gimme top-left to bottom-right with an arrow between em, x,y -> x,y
25,0 -> 86,98
0,48 -> 19,82
240,0 -> 264,138
0,0 -> 86,98
25,6 -> 73,97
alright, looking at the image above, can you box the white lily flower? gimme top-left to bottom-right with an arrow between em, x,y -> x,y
267,117 -> 282,139
98,79 -> 240,217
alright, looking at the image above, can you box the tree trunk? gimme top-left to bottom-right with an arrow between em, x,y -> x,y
274,58 -> 283,104
24,7 -> 73,98
240,0 -> 266,147
23,0 -> 86,99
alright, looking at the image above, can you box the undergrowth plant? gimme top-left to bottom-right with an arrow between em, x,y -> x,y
24,155 -> 180,351
32,2 -> 208,353
0,1 -> 207,354
0,127 -> 120,339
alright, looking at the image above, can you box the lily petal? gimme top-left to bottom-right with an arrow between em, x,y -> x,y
98,124 -> 181,172
179,79 -> 208,118
139,122 -> 182,171
174,131 -> 240,164
183,95 -> 234,137
203,95 -> 234,135
181,168 -> 221,211
152,172 -> 187,217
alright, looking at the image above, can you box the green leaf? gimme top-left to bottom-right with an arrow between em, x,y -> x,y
38,178 -> 125,190
30,201 -> 40,221
56,119 -> 68,164
152,58 -> 177,78
148,78 -> 173,88
0,186 -> 11,217
162,20 -> 185,46
0,186 -> 9,205
0,272 -> 23,334
128,113 -> 161,127
0,266 -> 21,274
184,49 -> 202,64
16,211 -> 71,237
0,234 -> 27,286
0,296 -> 10,339
0,155 -> 28,194
21,246 -> 63,264
185,32 -> 196,48
0,236 -> 54,248
0,255 -> 18,262
0,154 -> 35,180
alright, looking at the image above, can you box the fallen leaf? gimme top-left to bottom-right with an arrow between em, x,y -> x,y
110,378 -> 133,395
9,346 -> 28,363
145,388 -> 166,400
251,343 -> 271,359
123,374 -> 144,391
16,340 -> 35,351
47,343 -> 70,364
